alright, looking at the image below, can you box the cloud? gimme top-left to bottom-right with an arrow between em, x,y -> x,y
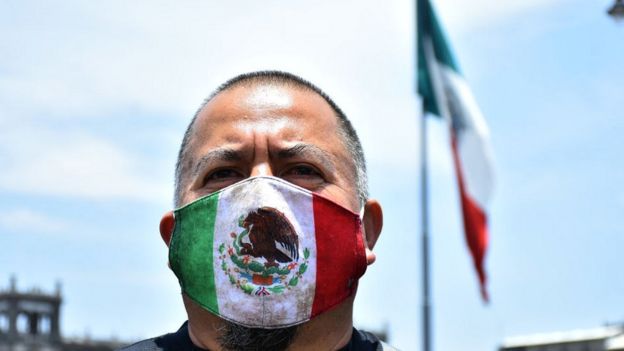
0,209 -> 68,233
0,0 -> 417,122
0,124 -> 170,203
0,0 -> 433,202
0,0 -> 566,128
0,0 -> 510,204
435,0 -> 564,33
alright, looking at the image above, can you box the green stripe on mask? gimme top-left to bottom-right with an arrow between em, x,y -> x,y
170,193 -> 220,314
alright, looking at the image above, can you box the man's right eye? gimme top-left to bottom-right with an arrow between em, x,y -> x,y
202,169 -> 244,188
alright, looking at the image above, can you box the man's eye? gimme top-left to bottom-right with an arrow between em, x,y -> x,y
284,165 -> 322,177
281,165 -> 325,190
203,169 -> 244,184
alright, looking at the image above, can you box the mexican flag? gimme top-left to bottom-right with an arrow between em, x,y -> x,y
169,177 -> 367,328
418,0 -> 495,301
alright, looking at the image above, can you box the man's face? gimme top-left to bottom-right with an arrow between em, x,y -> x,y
179,83 -> 360,212
163,82 -> 383,351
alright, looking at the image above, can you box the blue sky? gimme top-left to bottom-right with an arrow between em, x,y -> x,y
1,0 -> 623,350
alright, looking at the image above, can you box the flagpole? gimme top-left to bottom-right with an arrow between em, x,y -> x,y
418,1 -> 434,349
420,103 -> 432,351
417,0 -> 431,348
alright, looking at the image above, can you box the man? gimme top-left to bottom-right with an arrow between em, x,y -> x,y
121,71 -> 393,351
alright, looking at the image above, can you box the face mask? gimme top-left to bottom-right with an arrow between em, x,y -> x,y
168,176 -> 367,329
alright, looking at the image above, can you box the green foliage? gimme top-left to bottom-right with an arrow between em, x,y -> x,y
223,237 -> 313,295
230,255 -> 244,269
248,261 -> 264,273
241,283 -> 254,295
234,229 -> 248,255
268,285 -> 285,294
298,263 -> 307,275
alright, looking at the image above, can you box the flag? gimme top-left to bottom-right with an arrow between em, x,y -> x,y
417,0 -> 495,301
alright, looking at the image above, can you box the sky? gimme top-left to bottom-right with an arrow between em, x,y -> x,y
1,0 -> 623,350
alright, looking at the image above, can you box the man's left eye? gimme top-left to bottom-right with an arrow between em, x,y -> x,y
280,164 -> 325,190
283,165 -> 322,177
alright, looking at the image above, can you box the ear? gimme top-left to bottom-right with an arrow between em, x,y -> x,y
159,211 -> 175,247
362,199 -> 383,266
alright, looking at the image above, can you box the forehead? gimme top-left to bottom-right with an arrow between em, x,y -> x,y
189,83 -> 345,153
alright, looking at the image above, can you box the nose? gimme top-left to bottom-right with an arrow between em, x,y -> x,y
247,131 -> 275,178
249,163 -> 273,177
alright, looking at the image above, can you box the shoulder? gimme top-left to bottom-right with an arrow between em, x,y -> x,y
117,322 -> 199,351
350,328 -> 401,351
377,340 -> 400,351
118,338 -> 161,351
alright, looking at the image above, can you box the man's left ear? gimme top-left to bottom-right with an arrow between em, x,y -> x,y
362,199 -> 383,265
159,211 -> 175,247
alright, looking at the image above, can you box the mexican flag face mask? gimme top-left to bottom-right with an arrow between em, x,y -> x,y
168,176 -> 368,329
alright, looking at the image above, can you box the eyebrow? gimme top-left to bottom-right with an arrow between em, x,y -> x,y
192,148 -> 243,177
276,143 -> 337,174
191,143 -> 338,177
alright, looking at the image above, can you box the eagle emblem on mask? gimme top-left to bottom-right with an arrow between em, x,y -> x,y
239,207 -> 299,267
218,207 -> 310,296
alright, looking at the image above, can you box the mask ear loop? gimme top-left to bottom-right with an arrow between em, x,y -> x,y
359,206 -> 365,220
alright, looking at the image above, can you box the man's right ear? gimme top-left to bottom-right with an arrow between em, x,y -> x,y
159,211 -> 175,247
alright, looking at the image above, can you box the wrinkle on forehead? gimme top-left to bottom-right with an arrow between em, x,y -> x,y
241,85 -> 294,110
234,118 -> 292,135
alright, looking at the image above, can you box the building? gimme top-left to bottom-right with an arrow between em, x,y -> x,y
0,277 -> 126,351
500,325 -> 624,351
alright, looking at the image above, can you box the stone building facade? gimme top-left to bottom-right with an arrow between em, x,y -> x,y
0,278 -> 125,351
500,325 -> 624,351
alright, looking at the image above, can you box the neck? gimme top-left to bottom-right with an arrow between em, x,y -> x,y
183,294 -> 355,351
184,295 -> 223,350
287,299 -> 354,351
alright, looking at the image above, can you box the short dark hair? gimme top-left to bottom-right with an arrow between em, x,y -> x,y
174,71 -> 368,207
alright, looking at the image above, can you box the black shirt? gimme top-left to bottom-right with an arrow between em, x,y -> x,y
119,321 -> 387,351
